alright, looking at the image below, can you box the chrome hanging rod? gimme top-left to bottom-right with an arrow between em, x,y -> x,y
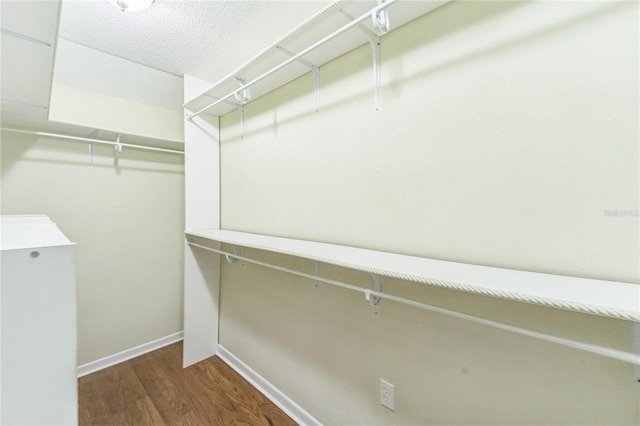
186,0 -> 398,119
187,240 -> 640,366
0,128 -> 184,155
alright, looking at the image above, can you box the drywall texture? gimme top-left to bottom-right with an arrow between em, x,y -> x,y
54,39 -> 184,112
0,132 -> 185,365
219,1 -> 639,425
49,83 -> 184,143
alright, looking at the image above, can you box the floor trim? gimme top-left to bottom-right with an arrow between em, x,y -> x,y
217,345 -> 322,426
77,331 -> 184,377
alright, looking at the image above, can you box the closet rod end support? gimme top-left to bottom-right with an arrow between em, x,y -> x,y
114,134 -> 123,154
225,245 -> 243,263
366,274 -> 383,306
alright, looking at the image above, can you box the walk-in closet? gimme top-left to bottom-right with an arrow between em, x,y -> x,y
1,1 -> 638,424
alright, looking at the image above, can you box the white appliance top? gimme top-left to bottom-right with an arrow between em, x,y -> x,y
1,215 -> 74,251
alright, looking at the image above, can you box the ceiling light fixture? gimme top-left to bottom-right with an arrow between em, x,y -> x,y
108,0 -> 154,13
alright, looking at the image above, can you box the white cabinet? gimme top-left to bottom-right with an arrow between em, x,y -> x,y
1,215 -> 77,425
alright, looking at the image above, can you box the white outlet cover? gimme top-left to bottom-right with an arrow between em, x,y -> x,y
379,378 -> 395,411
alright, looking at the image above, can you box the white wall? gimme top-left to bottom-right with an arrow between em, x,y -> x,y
49,83 -> 184,143
218,1 -> 639,424
0,132 -> 185,365
49,38 -> 185,143
221,0 -> 638,284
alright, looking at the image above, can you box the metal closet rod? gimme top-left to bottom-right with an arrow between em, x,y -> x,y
1,128 -> 184,155
187,241 -> 640,367
186,0 -> 398,119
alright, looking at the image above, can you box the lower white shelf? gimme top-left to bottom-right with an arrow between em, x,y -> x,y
186,229 -> 639,323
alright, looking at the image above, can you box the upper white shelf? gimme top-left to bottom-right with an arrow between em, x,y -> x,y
186,229 -> 640,322
183,0 -> 449,117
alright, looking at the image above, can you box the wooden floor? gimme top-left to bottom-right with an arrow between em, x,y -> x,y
78,342 -> 297,425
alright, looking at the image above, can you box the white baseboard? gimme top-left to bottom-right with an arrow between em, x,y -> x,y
77,331 -> 184,377
217,345 -> 322,426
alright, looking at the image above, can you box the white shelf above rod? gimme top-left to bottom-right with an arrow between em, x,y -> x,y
1,128 -> 184,155
185,235 -> 640,367
185,0 -> 399,120
186,229 -> 640,322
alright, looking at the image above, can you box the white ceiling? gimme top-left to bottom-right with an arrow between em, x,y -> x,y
58,0 -> 330,82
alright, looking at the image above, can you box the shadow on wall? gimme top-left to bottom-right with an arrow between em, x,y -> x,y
0,132 -> 35,177
385,0 -> 632,91
219,0 -> 632,142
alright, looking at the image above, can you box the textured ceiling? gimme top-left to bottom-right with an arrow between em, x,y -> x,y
58,0 -> 331,82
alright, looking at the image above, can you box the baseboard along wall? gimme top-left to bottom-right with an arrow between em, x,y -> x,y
77,331 -> 184,377
217,345 -> 322,426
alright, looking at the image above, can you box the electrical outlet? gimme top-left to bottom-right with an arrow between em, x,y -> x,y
379,379 -> 395,411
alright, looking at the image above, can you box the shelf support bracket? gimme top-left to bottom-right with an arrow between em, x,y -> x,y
238,104 -> 245,138
235,78 -> 251,137
631,322 -> 640,382
313,260 -> 319,287
339,8 -> 384,111
234,77 -> 251,105
276,45 -> 320,112
225,245 -> 243,264
114,134 -> 123,155
365,274 -> 383,306
88,129 -> 98,166
89,141 -> 95,166
372,0 -> 391,36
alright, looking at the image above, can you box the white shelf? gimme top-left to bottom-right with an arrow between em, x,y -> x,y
186,229 -> 640,322
183,0 -> 449,117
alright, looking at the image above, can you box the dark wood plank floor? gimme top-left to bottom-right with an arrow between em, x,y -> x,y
78,341 -> 297,425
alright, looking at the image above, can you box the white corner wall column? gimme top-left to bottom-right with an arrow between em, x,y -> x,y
183,75 -> 221,367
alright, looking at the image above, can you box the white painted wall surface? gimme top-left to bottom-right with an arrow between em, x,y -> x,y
218,1 -> 639,424
49,83 -> 184,143
221,0 -> 638,284
0,132 -> 185,365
